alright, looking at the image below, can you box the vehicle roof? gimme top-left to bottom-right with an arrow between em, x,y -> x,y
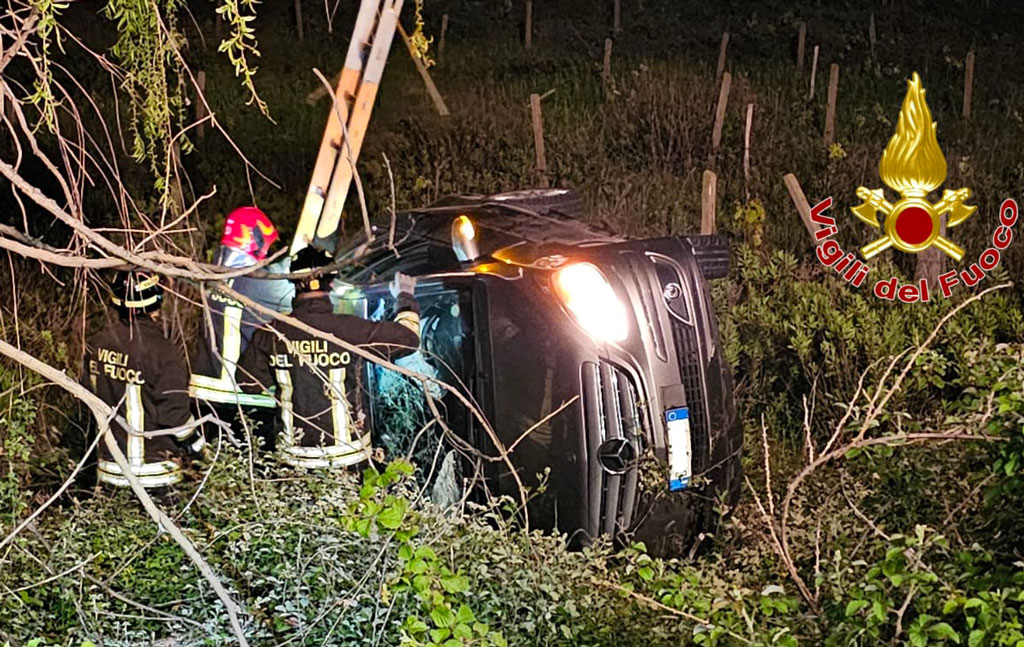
337,196 -> 624,265
412,198 -> 622,244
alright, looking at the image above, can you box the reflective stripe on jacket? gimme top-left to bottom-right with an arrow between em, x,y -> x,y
189,246 -> 292,407
82,316 -> 201,488
237,293 -> 420,468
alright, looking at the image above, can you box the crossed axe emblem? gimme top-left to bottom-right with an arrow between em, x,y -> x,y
852,186 -> 976,261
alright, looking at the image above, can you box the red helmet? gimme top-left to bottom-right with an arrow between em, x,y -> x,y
221,206 -> 279,260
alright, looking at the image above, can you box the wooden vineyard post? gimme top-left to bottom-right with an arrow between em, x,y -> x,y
530,93 -> 549,188
295,0 -> 304,42
439,14 -> 448,62
525,1 -> 533,50
868,13 -> 875,61
196,70 -> 207,140
869,12 -> 878,74
743,103 -> 754,197
710,71 -> 732,161
963,50 -> 975,119
701,170 -> 718,235
613,0 -> 621,32
915,216 -> 947,287
603,38 -> 613,92
397,23 -> 450,116
169,144 -> 186,216
716,31 -> 730,80
784,173 -> 822,241
808,45 -> 820,99
824,63 -> 839,145
796,21 -> 806,71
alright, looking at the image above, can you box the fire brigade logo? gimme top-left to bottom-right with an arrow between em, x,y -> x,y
852,73 -> 976,261
802,72 -> 1018,303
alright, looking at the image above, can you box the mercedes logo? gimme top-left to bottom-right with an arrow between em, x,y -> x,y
663,282 -> 682,300
597,437 -> 637,474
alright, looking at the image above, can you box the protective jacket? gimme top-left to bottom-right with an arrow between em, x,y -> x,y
189,246 -> 293,407
237,293 -> 420,468
82,316 -> 202,487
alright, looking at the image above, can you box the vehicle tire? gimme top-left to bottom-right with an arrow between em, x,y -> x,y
683,234 -> 730,279
485,188 -> 585,218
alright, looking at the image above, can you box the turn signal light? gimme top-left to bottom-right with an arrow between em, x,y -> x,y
452,215 -> 480,261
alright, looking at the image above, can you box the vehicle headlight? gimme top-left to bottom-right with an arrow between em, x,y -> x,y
553,263 -> 629,342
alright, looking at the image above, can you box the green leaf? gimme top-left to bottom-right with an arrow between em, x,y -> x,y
415,546 -> 439,562
441,574 -> 471,593
453,623 -> 474,639
377,503 -> 406,530
967,629 -> 984,647
404,616 -> 430,634
431,605 -> 455,628
429,628 -> 450,643
455,603 -> 475,624
408,558 -> 428,575
872,599 -> 887,621
846,599 -> 870,616
929,622 -> 960,643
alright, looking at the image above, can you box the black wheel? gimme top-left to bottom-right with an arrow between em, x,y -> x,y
485,188 -> 585,218
683,234 -> 731,279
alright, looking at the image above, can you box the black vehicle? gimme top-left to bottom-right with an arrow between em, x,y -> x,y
334,189 -> 742,556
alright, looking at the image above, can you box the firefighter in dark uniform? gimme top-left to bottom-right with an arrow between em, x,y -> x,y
189,206 -> 292,450
82,271 -> 204,488
236,247 -> 420,468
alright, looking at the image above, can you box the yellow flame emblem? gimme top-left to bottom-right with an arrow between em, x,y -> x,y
852,73 -> 975,261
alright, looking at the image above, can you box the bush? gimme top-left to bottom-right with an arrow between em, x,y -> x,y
717,243 -> 1024,444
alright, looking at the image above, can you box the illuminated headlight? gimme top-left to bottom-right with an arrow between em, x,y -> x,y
553,263 -> 629,342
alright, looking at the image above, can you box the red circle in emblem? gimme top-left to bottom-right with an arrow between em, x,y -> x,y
894,206 -> 933,245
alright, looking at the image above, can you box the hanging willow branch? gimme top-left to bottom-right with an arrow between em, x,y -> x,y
216,0 -> 268,115
22,0 -> 270,206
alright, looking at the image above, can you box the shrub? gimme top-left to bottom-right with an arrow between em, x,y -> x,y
717,244 -> 1024,444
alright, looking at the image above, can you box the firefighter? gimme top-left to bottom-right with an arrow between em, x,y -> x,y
236,247 -> 421,468
189,206 -> 293,450
82,271 -> 203,488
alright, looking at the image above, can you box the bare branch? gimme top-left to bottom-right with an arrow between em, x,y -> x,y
0,338 -> 251,646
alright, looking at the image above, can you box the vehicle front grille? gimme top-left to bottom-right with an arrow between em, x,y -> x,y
581,361 -> 644,539
669,315 -> 709,475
